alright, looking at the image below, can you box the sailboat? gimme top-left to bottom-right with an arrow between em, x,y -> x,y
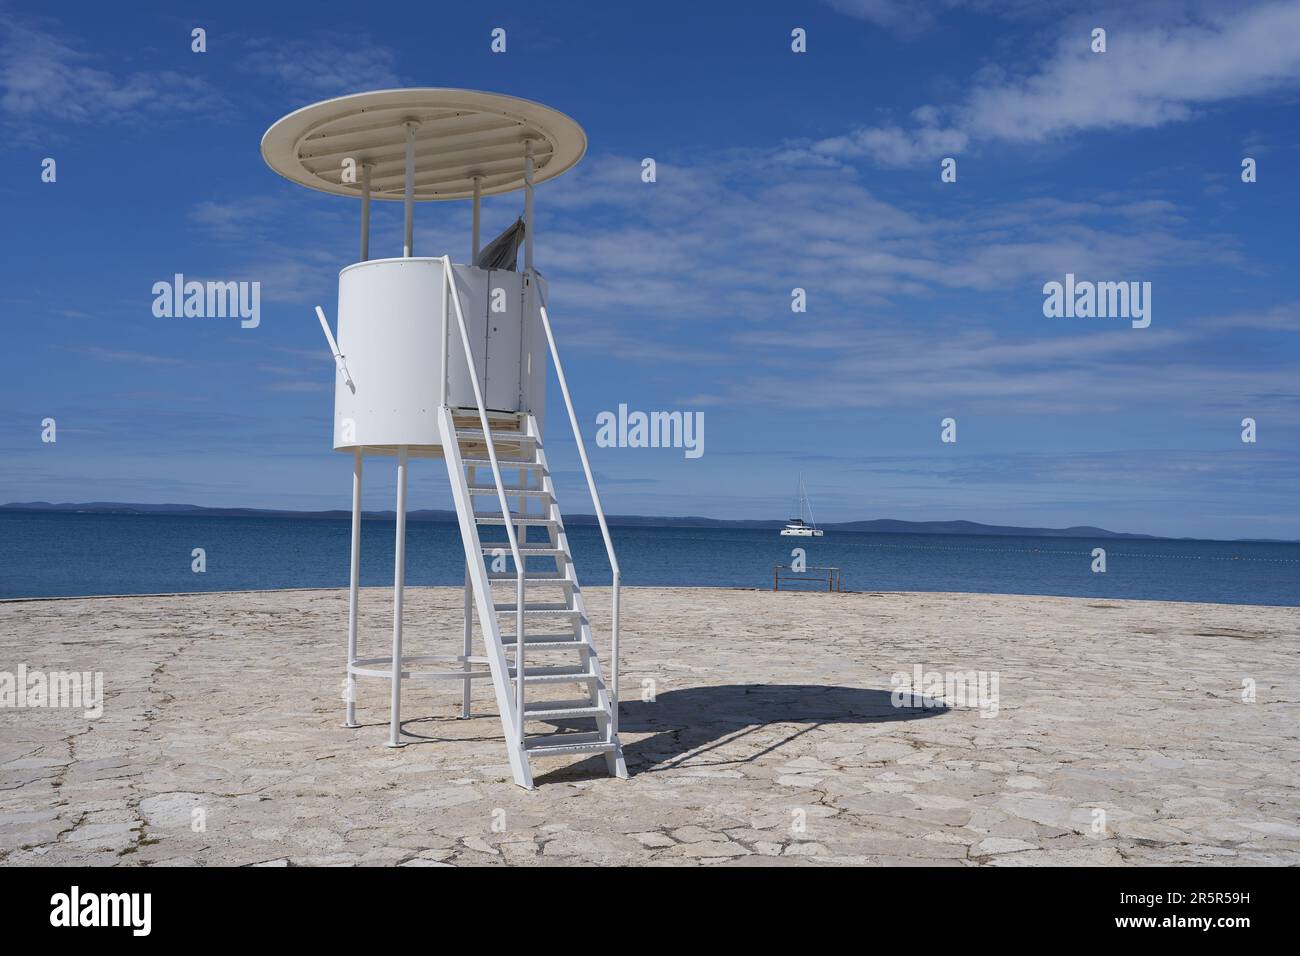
780,475 -> 824,536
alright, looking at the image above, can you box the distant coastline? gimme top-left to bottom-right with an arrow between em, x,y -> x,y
4,500 -> 1292,543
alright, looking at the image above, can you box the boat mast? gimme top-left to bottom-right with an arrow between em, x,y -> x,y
801,476 -> 819,531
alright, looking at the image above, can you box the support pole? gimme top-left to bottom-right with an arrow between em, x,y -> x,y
611,576 -> 620,736
461,560 -> 473,719
523,141 -> 535,275
359,164 -> 372,262
515,568 -> 525,747
344,451 -> 362,727
387,447 -> 409,747
402,122 -> 418,257
471,175 -> 482,261
522,142 -> 536,407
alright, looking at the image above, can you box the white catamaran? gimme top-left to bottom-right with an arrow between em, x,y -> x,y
780,475 -> 824,536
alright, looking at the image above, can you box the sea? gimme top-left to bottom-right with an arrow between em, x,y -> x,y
1,511 -> 1297,606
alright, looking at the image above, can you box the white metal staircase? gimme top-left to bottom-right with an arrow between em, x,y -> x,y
439,259 -> 626,790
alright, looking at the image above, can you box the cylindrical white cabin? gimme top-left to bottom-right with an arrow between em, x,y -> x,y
332,257 -> 547,457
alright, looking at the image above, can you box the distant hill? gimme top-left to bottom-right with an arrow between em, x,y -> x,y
825,518 -> 1157,539
0,500 -> 1172,539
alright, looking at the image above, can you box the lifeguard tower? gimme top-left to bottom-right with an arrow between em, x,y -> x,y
261,89 -> 625,789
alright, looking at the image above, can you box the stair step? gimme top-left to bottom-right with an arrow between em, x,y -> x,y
475,513 -> 557,526
523,732 -> 615,756
494,605 -> 580,616
505,643 -> 590,653
451,408 -> 523,419
522,699 -> 608,721
501,636 -> 589,650
487,571 -> 571,583
479,543 -> 566,555
507,665 -> 597,683
456,430 -> 536,444
468,485 -> 551,497
501,639 -> 590,655
461,458 -> 541,468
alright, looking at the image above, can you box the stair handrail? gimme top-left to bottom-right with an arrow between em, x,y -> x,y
441,257 -> 528,745
534,283 -> 622,735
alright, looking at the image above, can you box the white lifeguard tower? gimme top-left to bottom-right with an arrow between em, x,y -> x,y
261,89 -> 626,789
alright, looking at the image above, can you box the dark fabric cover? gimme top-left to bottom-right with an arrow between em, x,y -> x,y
474,217 -> 526,271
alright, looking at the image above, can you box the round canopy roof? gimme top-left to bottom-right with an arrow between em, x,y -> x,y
260,88 -> 586,202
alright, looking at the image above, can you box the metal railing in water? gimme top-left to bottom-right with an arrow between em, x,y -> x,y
774,565 -> 843,592
535,283 -> 623,736
440,258 -> 528,744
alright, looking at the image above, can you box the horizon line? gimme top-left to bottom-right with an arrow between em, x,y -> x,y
4,500 -> 1298,545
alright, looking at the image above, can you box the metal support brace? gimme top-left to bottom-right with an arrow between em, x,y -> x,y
359,164 -> 372,261
402,122 -> 418,257
386,447 -> 409,746
344,451 -> 362,727
471,175 -> 482,261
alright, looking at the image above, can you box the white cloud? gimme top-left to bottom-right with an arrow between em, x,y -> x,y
74,346 -> 187,366
1200,302 -> 1300,332
965,2 -> 1300,142
825,0 -> 1087,39
0,18 -> 226,137
504,150 -> 1289,421
189,198 -> 281,242
239,36 -> 402,96
534,152 -> 1237,325
824,0 -> 945,38
811,123 -> 969,167
812,1 -> 1300,164
692,307 -> 1300,420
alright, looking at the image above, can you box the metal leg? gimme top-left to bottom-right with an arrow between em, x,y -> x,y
460,560 -> 472,719
344,451 -> 362,728
471,175 -> 482,261
402,122 -> 417,257
387,448 -> 409,747
523,139 -> 535,273
359,164 -> 372,261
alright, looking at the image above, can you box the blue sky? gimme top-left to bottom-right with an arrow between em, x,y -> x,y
2,0 -> 1299,539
